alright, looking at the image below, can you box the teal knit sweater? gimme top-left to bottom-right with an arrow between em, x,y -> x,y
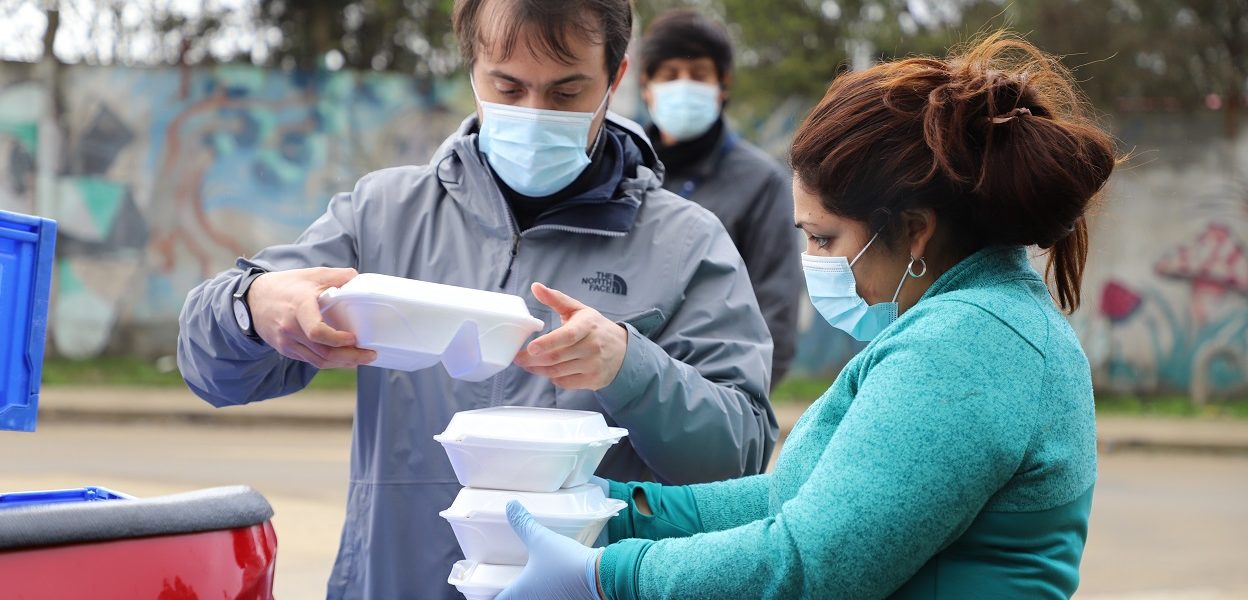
597,245 -> 1098,599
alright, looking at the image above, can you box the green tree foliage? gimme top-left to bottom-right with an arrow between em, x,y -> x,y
254,0 -> 458,81
32,0 -> 1248,135
633,1 -> 989,131
999,0 -> 1247,136
634,0 -> 1246,136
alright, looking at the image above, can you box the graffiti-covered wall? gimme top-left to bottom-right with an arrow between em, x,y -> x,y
1075,115 -> 1248,401
0,61 -> 467,358
0,61 -> 1245,398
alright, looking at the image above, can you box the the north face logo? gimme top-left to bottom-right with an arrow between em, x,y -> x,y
582,271 -> 628,295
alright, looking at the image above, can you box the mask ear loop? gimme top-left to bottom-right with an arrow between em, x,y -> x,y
890,255 -> 927,303
586,85 -> 614,156
848,230 -> 882,268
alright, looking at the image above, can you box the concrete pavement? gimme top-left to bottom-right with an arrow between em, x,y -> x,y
13,387 -> 1248,599
33,385 -> 1248,455
3,422 -> 1246,599
35,385 -> 355,428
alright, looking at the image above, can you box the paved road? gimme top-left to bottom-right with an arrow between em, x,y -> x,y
2,421 -> 1246,599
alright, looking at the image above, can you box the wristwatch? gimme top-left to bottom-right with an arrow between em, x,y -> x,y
232,264 -> 268,340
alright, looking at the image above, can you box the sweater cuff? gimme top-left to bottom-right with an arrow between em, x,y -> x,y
595,324 -> 658,410
598,538 -> 653,600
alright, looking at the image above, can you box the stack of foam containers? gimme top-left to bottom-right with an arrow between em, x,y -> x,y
436,407 -> 629,600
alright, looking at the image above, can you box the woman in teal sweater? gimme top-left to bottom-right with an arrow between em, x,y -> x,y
494,32 -> 1116,600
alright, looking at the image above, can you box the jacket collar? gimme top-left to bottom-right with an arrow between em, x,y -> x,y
434,111 -> 665,239
652,118 -> 732,181
920,245 -> 1041,303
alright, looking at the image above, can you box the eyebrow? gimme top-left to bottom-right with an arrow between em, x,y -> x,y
486,69 -> 594,88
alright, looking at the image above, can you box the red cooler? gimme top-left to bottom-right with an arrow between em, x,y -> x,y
0,485 -> 278,599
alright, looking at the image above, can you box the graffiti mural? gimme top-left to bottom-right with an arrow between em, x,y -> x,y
0,70 -> 39,217
0,62 -> 465,358
1087,210 -> 1248,402
1,62 -> 1245,399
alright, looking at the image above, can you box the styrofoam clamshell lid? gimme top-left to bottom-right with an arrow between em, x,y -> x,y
322,274 -> 543,323
441,484 -> 626,521
317,274 -> 545,380
436,407 -> 627,445
448,560 -> 522,600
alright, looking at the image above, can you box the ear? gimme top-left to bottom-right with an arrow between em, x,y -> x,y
719,72 -> 733,105
900,208 -> 937,261
610,54 -> 630,96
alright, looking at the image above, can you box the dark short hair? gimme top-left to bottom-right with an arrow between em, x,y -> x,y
453,0 -> 632,82
640,9 -> 733,81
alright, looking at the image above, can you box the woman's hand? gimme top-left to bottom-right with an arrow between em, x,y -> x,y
496,501 -> 604,600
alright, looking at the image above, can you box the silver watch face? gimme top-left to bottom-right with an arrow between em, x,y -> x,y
233,298 -> 252,332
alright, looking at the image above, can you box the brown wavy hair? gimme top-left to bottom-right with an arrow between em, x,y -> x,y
453,0 -> 632,83
789,32 -> 1116,312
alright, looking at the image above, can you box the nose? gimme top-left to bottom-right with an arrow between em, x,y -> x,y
517,98 -> 557,110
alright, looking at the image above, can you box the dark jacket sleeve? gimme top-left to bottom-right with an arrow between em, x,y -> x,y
737,170 -> 802,385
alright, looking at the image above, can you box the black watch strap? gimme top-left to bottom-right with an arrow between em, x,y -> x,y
232,261 -> 268,340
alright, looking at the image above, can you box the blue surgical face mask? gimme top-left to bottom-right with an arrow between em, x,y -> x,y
648,79 -> 721,142
473,78 -> 611,198
802,231 -> 912,342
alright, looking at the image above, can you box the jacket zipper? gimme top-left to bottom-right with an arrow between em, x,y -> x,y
499,234 -> 521,289
492,212 -> 522,407
498,223 -> 627,289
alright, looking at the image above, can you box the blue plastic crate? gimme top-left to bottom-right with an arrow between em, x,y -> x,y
0,486 -> 133,509
0,209 -> 57,432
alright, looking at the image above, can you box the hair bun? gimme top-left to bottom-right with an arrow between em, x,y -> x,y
920,36 -> 1115,254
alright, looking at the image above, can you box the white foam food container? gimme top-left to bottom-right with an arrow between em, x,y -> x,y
433,407 -> 628,492
447,560 -> 522,600
318,273 -> 544,381
440,484 -> 627,565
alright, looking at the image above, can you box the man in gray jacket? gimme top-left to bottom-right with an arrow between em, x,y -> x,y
177,0 -> 777,598
640,10 -> 803,386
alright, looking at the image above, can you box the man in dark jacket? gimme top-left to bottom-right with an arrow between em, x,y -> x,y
641,9 -> 802,386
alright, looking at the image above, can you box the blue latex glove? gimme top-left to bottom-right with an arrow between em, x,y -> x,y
496,500 -> 604,600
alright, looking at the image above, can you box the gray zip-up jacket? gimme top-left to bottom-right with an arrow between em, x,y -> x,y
177,113 -> 777,600
660,123 -> 802,385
